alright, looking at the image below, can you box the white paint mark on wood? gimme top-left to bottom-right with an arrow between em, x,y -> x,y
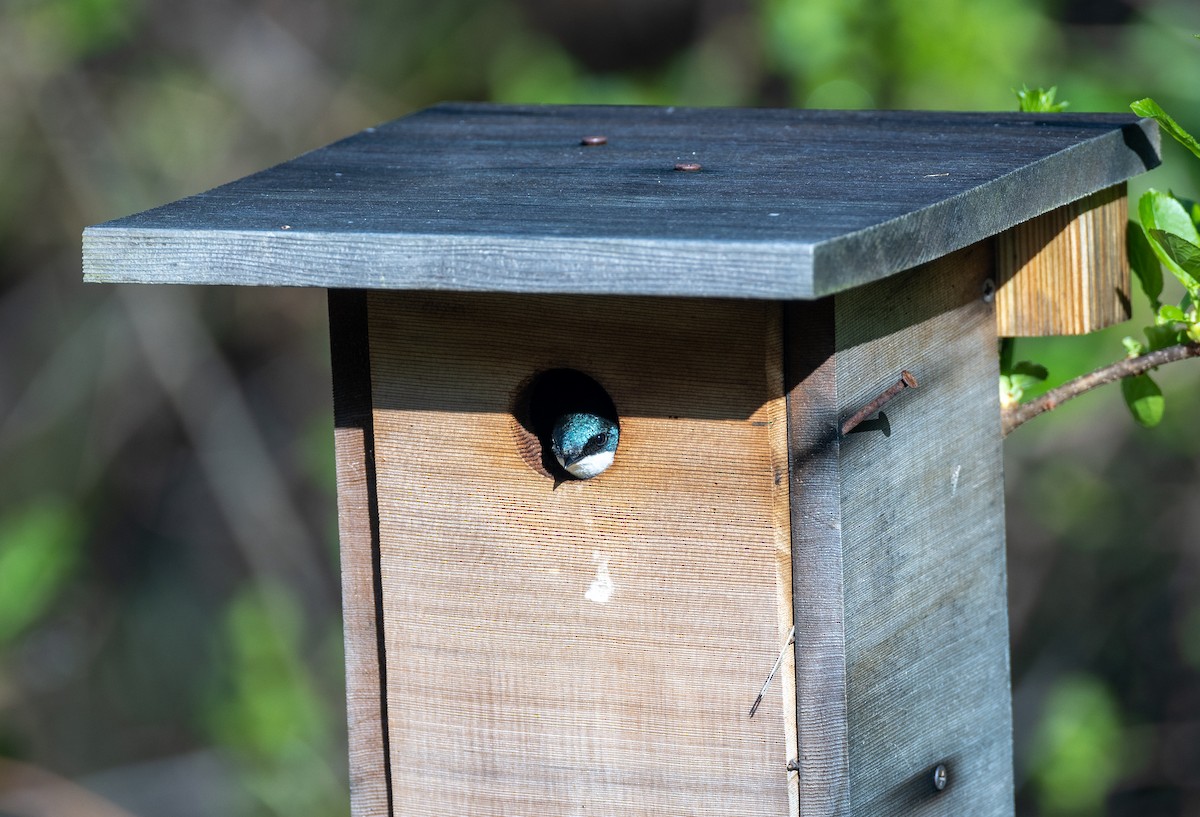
951,464 -> 962,496
585,551 -> 615,605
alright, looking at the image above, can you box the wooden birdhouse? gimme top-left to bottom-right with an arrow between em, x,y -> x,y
83,104 -> 1160,817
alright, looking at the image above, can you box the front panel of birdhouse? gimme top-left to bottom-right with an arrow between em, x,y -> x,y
332,239 -> 1013,817
345,291 -> 797,816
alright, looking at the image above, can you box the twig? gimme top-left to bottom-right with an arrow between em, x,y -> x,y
1002,342 -> 1200,436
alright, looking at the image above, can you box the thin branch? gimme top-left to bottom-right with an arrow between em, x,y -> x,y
1003,342 -> 1200,436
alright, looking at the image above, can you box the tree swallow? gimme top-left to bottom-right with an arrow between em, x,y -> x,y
550,412 -> 619,479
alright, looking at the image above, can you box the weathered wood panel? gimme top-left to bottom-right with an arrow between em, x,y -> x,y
329,290 -> 392,817
834,241 -> 1012,815
784,299 -> 848,816
996,184 -> 1129,336
366,291 -> 794,816
84,105 -> 1158,299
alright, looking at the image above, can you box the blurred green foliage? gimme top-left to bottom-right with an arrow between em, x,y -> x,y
1030,675 -> 1127,816
0,0 -> 1198,815
206,585 -> 346,817
0,499 -> 81,647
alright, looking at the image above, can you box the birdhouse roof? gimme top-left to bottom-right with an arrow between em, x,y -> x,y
83,103 -> 1159,299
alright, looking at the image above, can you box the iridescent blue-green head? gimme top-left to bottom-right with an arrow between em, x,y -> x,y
550,412 -> 619,479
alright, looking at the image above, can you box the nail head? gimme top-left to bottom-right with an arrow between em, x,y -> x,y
675,162 -> 702,172
581,135 -> 607,146
932,764 -> 948,791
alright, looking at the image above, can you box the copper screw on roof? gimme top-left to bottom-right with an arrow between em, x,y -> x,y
674,162 -> 702,172
580,135 -> 608,146
840,370 -> 918,437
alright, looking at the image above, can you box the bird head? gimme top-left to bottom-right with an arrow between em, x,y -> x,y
550,412 -> 619,479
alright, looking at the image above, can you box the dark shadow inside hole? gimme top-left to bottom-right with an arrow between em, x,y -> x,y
512,368 -> 619,483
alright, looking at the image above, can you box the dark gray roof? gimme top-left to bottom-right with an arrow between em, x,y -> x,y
83,102 -> 1159,299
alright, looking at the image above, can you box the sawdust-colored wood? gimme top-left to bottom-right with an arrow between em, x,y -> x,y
995,184 -> 1130,336
329,291 -> 392,817
365,291 -> 793,817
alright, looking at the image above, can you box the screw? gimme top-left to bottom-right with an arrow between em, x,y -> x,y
931,764 -> 948,792
674,162 -> 702,172
581,135 -> 608,146
982,278 -> 996,303
840,370 -> 918,437
786,759 -> 800,772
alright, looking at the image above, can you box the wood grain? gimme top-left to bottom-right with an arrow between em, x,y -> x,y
84,104 -> 1159,299
365,291 -> 794,816
834,241 -> 1013,815
996,184 -> 1130,336
783,298 -> 848,816
329,290 -> 392,817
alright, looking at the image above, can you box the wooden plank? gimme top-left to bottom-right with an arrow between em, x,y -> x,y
329,290 -> 392,817
366,291 -> 793,816
84,105 -> 1159,299
834,241 -> 1013,815
995,184 -> 1130,336
784,298 -> 848,816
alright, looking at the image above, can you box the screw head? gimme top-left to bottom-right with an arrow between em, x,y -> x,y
580,135 -> 608,146
981,278 -> 996,303
931,764 -> 948,791
786,759 -> 800,772
674,162 -> 702,172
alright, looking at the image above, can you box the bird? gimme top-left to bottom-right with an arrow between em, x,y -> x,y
550,411 -> 619,479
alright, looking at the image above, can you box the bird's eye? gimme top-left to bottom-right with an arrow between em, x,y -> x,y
582,431 -> 609,457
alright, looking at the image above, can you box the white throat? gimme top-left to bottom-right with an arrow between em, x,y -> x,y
563,450 -> 615,479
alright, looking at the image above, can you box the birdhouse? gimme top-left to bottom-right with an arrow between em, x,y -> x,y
83,104 -> 1160,817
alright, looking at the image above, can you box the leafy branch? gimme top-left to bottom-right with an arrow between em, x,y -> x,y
1002,342 -> 1200,436
1002,77 -> 1200,435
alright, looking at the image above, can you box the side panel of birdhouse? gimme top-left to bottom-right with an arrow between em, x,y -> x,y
330,290 -> 392,817
362,291 -> 796,817
783,242 -> 1012,816
836,242 -> 1013,815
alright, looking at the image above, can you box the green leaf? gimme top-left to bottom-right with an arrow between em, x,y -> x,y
1158,304 -> 1186,323
999,374 -> 1019,407
1012,360 -> 1048,379
1122,336 -> 1145,357
0,500 -> 82,646
1009,375 -> 1039,393
1122,374 -> 1165,427
1150,230 -> 1200,281
1140,192 -> 1200,294
1131,97 -> 1200,160
1139,190 -> 1200,244
1016,85 -> 1069,113
999,338 -> 1015,376
1127,221 -> 1163,307
1011,360 -> 1048,383
1144,323 -> 1181,352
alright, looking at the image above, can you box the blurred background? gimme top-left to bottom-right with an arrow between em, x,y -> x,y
1,0 -> 1199,814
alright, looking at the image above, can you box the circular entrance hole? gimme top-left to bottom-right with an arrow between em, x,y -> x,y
511,369 -> 620,481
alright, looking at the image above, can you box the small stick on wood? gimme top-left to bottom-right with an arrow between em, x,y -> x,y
749,626 -> 795,718
1002,342 -> 1200,437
